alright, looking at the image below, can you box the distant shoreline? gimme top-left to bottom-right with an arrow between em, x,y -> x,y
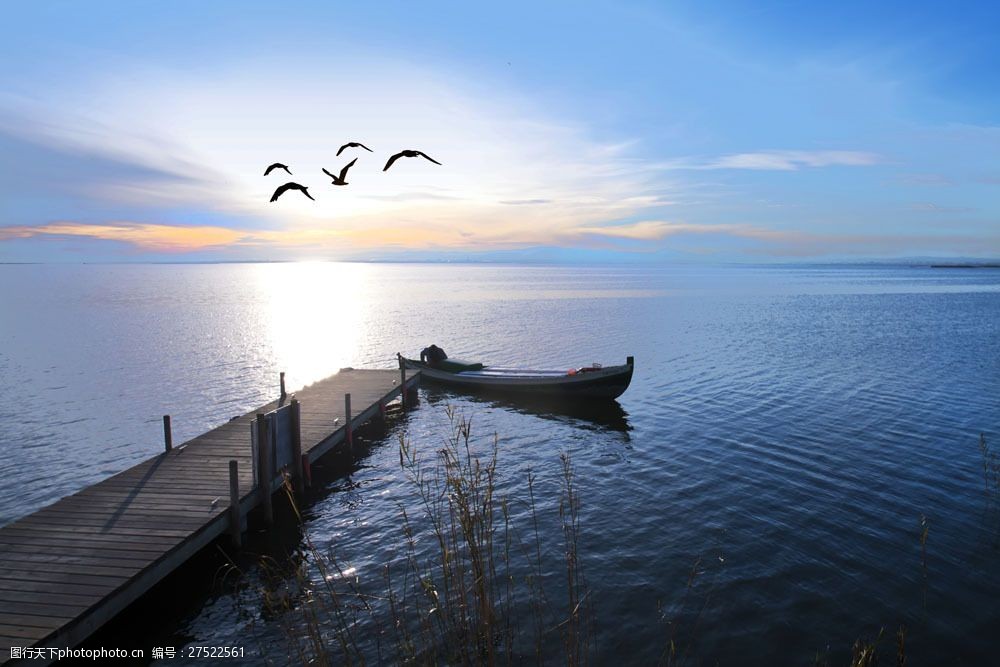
930,263 -> 1000,269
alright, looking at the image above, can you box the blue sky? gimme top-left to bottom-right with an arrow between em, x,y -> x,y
1,0 -> 998,262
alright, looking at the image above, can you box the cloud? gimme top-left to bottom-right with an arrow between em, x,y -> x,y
359,192 -> 464,202
0,57 -> 700,264
0,221 -> 246,252
0,221 -> 253,252
4,53 -> 992,262
0,217 -> 762,254
0,58 -> 673,242
659,150 -> 881,171
0,123 -> 218,208
547,220 -> 1000,259
562,220 -> 799,244
897,173 -> 955,187
499,199 -> 553,205
6,215 -> 998,260
909,202 -> 975,213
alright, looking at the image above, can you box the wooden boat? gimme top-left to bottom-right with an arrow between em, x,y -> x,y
399,354 -> 634,400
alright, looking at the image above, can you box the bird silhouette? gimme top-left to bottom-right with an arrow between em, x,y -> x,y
322,158 -> 358,186
269,182 -> 315,202
264,162 -> 292,176
336,142 -> 374,156
383,150 -> 442,171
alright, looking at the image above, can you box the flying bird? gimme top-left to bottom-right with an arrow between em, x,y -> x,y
336,142 -> 373,156
383,150 -> 442,172
269,182 -> 315,202
264,162 -> 292,176
322,158 -> 358,186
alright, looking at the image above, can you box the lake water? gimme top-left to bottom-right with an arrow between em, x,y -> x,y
1,263 -> 999,664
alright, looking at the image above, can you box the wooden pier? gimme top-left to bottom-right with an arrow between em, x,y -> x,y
0,367 -> 420,665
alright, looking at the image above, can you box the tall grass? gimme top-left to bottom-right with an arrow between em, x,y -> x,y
244,407 -> 591,665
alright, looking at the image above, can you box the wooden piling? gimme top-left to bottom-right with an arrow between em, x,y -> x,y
162,415 -> 172,452
400,364 -> 406,410
301,453 -> 312,489
255,412 -> 274,525
228,460 -> 241,548
290,399 -> 304,494
345,393 -> 353,450
280,371 -> 286,400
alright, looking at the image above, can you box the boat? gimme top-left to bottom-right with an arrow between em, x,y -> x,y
399,353 -> 634,400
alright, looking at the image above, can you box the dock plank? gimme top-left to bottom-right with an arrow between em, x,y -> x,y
0,615 -> 66,632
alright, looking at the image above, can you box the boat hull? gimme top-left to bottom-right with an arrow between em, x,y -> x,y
401,357 -> 633,400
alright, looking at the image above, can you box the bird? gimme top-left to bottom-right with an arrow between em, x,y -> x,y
270,182 -> 315,202
336,142 -> 373,156
264,162 -> 292,176
322,158 -> 358,186
383,150 -> 442,171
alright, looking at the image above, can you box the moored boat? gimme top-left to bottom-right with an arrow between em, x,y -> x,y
399,353 -> 634,400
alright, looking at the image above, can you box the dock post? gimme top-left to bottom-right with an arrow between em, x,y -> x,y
163,415 -> 172,452
228,460 -> 241,548
280,372 -> 286,400
405,377 -> 418,406
290,399 -> 304,494
301,453 -> 312,489
255,413 -> 274,526
345,393 -> 353,451
400,365 -> 406,410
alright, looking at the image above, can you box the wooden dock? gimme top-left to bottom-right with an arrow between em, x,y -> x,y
0,367 -> 420,665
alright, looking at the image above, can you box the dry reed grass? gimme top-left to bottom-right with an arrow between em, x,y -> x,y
236,407 -> 591,665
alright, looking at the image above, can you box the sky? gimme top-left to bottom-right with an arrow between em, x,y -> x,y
1,0 -> 998,263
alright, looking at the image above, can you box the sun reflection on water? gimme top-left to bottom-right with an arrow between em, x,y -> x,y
252,262 -> 374,388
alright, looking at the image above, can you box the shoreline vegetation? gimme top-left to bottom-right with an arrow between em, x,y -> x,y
219,411 -> 988,665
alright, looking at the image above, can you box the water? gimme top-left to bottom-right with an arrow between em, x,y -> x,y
1,262 -> 999,664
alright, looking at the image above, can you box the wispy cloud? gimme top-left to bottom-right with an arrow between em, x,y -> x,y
5,216 -> 998,260
499,199 -> 553,205
897,173 -> 955,187
659,150 -> 882,171
358,192 -> 464,202
0,59 -> 677,251
0,123 -> 217,206
909,202 -> 975,213
0,221 -> 246,252
566,220 -> 785,242
1,54 -> 991,263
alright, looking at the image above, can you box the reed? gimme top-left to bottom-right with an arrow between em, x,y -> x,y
657,556 -> 704,667
809,625 -> 906,667
979,433 -> 1000,502
242,407 -> 591,665
918,514 -> 929,611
